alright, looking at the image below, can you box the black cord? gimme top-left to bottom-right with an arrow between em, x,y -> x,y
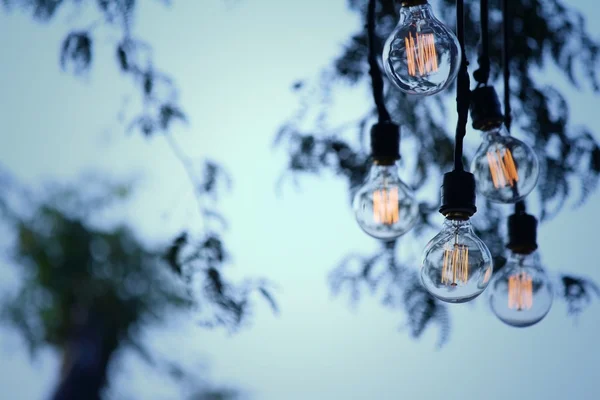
502,0 -> 526,214
367,0 -> 391,123
473,0 -> 490,86
502,0 -> 512,132
454,0 -> 470,171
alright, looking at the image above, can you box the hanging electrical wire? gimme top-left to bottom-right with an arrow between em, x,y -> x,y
485,0 -> 554,328
420,0 -> 494,304
453,0 -> 471,172
502,0 -> 526,213
351,0 -> 419,241
502,0 -> 512,132
473,0 -> 490,87
367,0 -> 391,123
469,0 -> 540,204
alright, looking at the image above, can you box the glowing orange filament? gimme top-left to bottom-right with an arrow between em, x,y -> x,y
508,272 -> 533,311
405,32 -> 438,77
441,240 -> 469,286
373,187 -> 399,225
486,148 -> 519,189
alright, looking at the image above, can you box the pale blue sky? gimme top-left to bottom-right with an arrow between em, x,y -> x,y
0,1 -> 599,399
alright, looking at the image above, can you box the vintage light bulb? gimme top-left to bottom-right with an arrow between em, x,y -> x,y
469,86 -> 540,203
420,170 -> 493,303
470,124 -> 539,203
353,161 -> 419,240
421,218 -> 493,303
382,0 -> 461,95
489,251 -> 553,327
489,211 -> 553,327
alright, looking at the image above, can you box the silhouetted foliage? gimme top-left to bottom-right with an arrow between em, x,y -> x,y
190,389 -> 241,400
330,240 -> 451,346
559,274 -> 600,316
166,231 -> 278,329
60,31 -> 92,75
3,0 -> 186,137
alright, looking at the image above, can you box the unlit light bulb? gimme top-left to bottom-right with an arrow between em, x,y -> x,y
471,124 -> 539,203
353,162 -> 419,240
421,218 -> 493,303
383,1 -> 461,95
489,251 -> 553,327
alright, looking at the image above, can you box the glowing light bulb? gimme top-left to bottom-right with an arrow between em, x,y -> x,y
421,218 -> 493,303
383,0 -> 461,95
353,162 -> 419,240
470,124 -> 539,203
489,251 -> 553,327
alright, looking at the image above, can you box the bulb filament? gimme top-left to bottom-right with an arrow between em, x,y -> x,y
482,266 -> 493,285
373,187 -> 399,225
441,237 -> 469,286
508,271 -> 533,311
405,32 -> 438,77
486,149 -> 519,189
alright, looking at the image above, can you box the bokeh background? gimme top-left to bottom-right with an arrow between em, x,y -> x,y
0,1 -> 599,399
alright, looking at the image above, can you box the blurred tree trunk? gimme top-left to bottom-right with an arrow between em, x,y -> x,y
51,306 -> 120,400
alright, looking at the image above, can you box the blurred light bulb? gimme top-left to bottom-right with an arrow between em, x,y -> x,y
383,1 -> 461,95
489,251 -> 553,327
373,186 -> 400,224
470,124 -> 539,203
353,162 -> 419,240
421,218 -> 493,303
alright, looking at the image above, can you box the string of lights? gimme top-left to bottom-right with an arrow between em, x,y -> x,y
419,0 -> 493,304
486,0 -> 554,327
351,0 -> 419,241
353,0 -> 547,315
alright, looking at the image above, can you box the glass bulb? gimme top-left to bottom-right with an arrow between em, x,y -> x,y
489,251 -> 553,327
382,3 -> 461,96
353,162 -> 419,240
470,125 -> 539,203
421,219 -> 493,303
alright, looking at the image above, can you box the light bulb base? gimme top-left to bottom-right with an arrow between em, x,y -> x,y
401,0 -> 428,7
371,122 -> 400,165
470,86 -> 504,131
507,212 -> 538,254
439,170 -> 477,218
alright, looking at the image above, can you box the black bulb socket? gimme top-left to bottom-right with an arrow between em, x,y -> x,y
401,0 -> 428,6
439,170 -> 477,219
507,212 -> 538,254
470,86 -> 504,131
371,122 -> 400,166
